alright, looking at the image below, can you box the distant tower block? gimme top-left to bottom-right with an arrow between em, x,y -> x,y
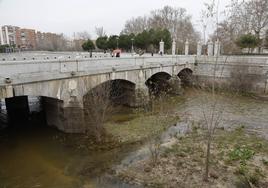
159,40 -> 164,55
197,41 -> 202,56
185,39 -> 189,55
172,39 -> 176,56
208,41 -> 213,56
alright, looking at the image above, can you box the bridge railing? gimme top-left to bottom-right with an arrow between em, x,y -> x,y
0,56 -> 195,85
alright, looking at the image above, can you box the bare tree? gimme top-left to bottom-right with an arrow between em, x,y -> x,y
122,16 -> 149,35
36,32 -> 68,51
83,82 -> 116,142
76,31 -> 91,40
95,26 -> 106,38
122,6 -> 200,53
221,0 -> 268,53
200,0 -> 229,182
246,0 -> 268,52
210,21 -> 241,54
83,80 -> 133,142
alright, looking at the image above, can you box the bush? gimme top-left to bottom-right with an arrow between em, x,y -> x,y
234,164 -> 248,175
262,159 -> 268,166
82,39 -> 95,52
236,34 -> 260,53
228,146 -> 255,162
0,44 -> 9,53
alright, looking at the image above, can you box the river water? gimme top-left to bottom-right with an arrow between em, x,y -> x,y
0,89 -> 268,188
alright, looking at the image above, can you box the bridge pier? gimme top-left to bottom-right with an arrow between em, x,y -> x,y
132,87 -> 150,107
42,97 -> 85,133
62,101 -> 85,133
168,76 -> 182,95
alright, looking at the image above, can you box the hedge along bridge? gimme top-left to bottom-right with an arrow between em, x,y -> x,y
1,55 -> 268,133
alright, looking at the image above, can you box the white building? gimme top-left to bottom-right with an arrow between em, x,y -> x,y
0,25 -> 18,46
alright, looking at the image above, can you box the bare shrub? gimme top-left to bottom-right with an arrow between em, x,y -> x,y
148,135 -> 161,166
83,81 -> 118,142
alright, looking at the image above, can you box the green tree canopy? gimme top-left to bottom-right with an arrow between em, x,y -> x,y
119,34 -> 134,51
134,30 -> 150,50
96,36 -> 108,51
236,34 -> 260,53
107,35 -> 119,50
0,45 -> 9,53
82,39 -> 95,52
134,28 -> 172,52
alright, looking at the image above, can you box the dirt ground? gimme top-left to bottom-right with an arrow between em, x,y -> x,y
115,127 -> 268,188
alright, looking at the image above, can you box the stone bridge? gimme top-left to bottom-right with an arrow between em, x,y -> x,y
1,55 -> 268,132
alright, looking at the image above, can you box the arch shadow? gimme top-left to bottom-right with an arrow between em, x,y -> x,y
178,68 -> 193,87
145,72 -> 172,96
83,79 -> 136,108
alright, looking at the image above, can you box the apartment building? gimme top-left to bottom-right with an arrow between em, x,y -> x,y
0,25 -> 19,46
16,28 -> 37,50
0,25 -> 64,50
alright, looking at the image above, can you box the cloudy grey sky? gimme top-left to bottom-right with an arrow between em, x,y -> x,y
0,0 -> 230,39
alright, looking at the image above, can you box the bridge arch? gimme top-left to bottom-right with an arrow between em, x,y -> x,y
178,68 -> 193,87
83,79 -> 136,108
145,72 -> 172,96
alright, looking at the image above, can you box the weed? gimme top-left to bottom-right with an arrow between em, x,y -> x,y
234,176 -> 251,188
234,164 -> 248,175
235,125 -> 245,132
228,146 -> 255,162
248,173 -> 260,186
261,158 -> 268,166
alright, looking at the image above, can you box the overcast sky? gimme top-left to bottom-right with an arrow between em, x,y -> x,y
0,0 -> 230,39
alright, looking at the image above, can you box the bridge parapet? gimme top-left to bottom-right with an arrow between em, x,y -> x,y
0,55 -> 195,86
196,55 -> 268,65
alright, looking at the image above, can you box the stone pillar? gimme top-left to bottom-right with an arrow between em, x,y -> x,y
197,41 -> 202,56
134,87 -> 150,107
111,67 -> 116,80
62,101 -> 85,133
42,97 -> 85,133
185,39 -> 189,55
159,40 -> 164,55
168,76 -> 182,95
43,79 -> 86,133
172,39 -> 176,56
0,27 -> 4,45
207,41 -> 213,56
214,39 -> 220,57
0,82 -> 13,99
133,66 -> 150,107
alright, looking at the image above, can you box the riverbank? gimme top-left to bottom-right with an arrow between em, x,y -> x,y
106,90 -> 268,188
1,89 -> 268,188
115,127 -> 268,187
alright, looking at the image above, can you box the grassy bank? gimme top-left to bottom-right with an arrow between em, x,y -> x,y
116,127 -> 268,187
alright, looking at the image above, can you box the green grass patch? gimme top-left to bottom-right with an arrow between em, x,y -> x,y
228,146 -> 255,162
105,114 -> 180,144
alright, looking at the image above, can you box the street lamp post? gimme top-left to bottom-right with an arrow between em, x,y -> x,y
116,37 -> 119,49
131,38 -> 134,54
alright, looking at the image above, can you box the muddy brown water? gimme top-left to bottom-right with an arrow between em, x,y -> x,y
0,89 -> 268,188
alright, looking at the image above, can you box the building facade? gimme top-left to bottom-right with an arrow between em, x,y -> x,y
16,28 -> 37,50
0,25 -> 64,51
0,25 -> 19,46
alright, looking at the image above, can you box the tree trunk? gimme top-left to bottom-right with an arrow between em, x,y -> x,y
204,135 -> 211,181
256,31 -> 261,54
